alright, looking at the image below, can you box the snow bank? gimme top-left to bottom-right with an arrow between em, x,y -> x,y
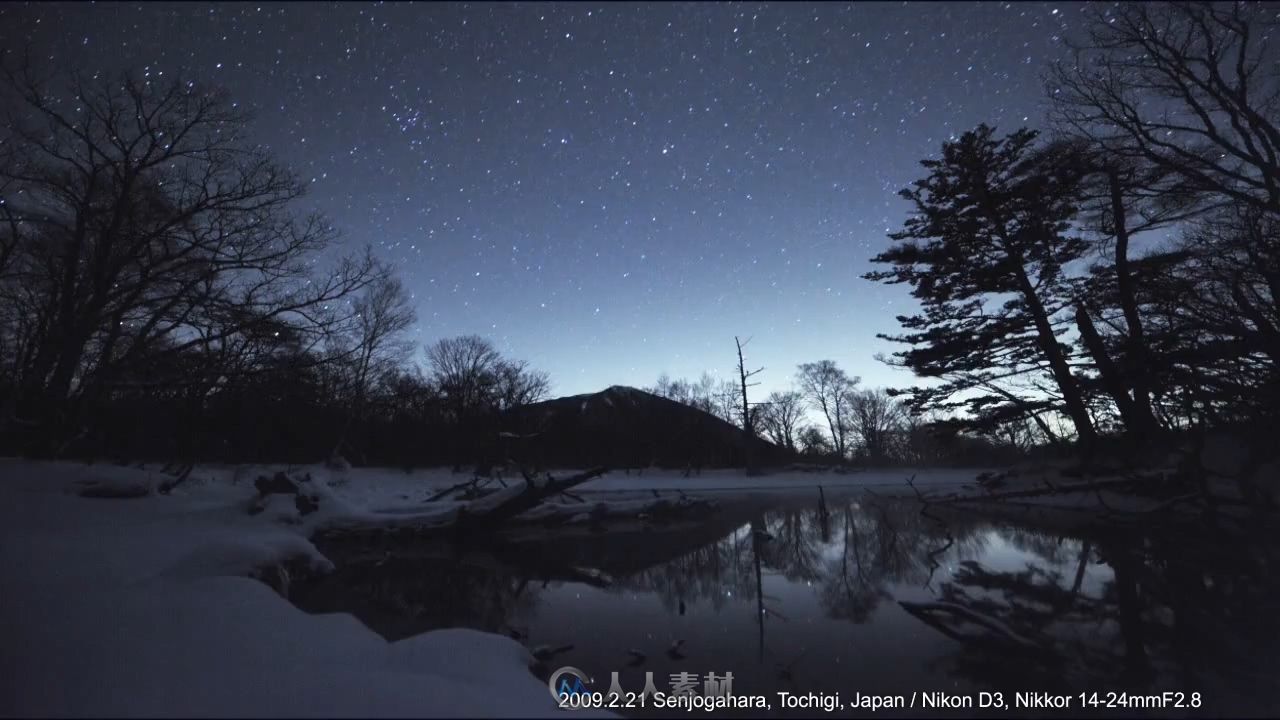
286,464 -> 984,514
0,459 -> 569,717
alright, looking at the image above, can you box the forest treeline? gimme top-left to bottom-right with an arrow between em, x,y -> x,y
644,366 -> 1004,466
0,3 -> 1275,469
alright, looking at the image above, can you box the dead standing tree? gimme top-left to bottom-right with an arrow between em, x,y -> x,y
735,336 -> 765,475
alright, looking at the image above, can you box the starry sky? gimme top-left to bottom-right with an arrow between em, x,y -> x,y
4,1 -> 1082,397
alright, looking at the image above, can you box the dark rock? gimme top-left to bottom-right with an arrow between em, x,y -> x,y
255,471 -> 300,496
78,483 -> 150,499
295,493 -> 320,516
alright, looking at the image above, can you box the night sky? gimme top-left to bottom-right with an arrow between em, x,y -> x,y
4,1 -> 1081,397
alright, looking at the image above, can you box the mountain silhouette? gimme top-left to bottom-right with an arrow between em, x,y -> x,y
503,385 -> 792,470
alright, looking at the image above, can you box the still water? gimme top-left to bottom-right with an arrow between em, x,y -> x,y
296,492 -> 1280,717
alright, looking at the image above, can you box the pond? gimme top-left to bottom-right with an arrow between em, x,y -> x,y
295,491 -> 1280,717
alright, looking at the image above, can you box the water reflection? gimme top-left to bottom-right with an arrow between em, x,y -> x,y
298,494 -> 1280,717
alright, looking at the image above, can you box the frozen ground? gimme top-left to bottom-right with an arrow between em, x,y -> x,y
0,459 -> 607,718
0,458 -> 971,717
1,455 -> 1240,715
282,464 -> 985,512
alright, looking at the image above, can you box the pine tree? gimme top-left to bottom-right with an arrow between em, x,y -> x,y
865,125 -> 1098,449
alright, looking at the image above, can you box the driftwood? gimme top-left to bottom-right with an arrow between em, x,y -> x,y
157,464 -> 194,495
423,477 -> 485,503
935,476 -> 1148,505
318,466 -> 610,541
455,467 -> 609,528
521,495 -> 717,527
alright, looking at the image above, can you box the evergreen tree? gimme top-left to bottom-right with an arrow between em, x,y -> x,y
865,125 -> 1098,449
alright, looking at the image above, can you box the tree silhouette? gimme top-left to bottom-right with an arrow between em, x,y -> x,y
866,125 -> 1097,451
796,360 -> 857,459
0,65 -> 377,454
1050,1 -> 1280,217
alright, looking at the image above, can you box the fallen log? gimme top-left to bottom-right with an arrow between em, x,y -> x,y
157,464 -> 195,495
935,476 -> 1149,505
316,466 -> 610,540
455,467 -> 609,527
423,477 -> 481,503
314,542 -> 614,589
519,495 -> 717,526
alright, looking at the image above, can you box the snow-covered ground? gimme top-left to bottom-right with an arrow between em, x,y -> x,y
0,459 -> 973,717
301,464 -> 983,512
0,459 -> 599,718
4,455 -> 1239,716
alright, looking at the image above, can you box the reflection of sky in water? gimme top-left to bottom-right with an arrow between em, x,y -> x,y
521,525 -> 1116,715
299,496 -> 1280,717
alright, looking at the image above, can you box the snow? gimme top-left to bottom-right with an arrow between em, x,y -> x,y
577,467 -> 978,494
14,447 -> 1243,717
0,459 -> 574,718
65,462 -> 162,498
0,455 -> 997,715
291,465 -> 985,513
8,453 -> 1224,715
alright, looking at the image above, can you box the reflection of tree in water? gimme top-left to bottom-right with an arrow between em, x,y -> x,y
819,507 -> 890,622
818,503 -> 989,622
904,522 -> 1280,712
609,501 -> 926,615
303,496 -> 1280,714
607,525 -> 760,613
759,509 -> 825,582
607,498 -> 990,626
1125,529 -> 1280,707
605,505 -> 830,613
996,525 -> 1077,565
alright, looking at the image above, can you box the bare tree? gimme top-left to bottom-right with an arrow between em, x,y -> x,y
796,360 -> 858,459
712,378 -> 741,427
1159,203 -> 1280,419
333,273 -> 416,459
425,335 -> 548,419
0,66 -> 377,453
847,388 -> 905,465
1049,3 -> 1280,430
1050,1 -> 1280,216
757,390 -> 805,452
492,358 -> 550,411
647,372 -> 722,418
425,335 -> 503,421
